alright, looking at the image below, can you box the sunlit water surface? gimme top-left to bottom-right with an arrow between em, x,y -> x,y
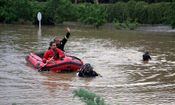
0,24 -> 175,105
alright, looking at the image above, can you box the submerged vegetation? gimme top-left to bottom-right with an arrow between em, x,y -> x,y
73,88 -> 109,105
114,18 -> 139,30
12,88 -> 108,105
0,0 -> 175,29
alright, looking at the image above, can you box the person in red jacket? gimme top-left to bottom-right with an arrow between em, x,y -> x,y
43,41 -> 65,63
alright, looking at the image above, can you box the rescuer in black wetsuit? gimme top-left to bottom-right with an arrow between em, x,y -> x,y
77,63 -> 99,77
53,27 -> 70,51
143,51 -> 151,61
35,27 -> 71,58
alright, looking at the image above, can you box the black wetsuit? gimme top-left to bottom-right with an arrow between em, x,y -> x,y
143,53 -> 151,61
35,32 -> 70,58
77,63 -> 99,77
78,70 -> 98,77
56,32 -> 70,51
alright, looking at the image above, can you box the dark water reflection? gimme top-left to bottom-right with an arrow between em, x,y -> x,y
0,24 -> 175,105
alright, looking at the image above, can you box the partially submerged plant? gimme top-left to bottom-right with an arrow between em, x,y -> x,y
114,18 -> 139,30
73,88 -> 109,105
12,103 -> 17,105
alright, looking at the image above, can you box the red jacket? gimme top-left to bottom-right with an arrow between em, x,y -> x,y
43,48 -> 65,62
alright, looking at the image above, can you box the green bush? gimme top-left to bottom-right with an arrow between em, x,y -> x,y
114,18 -> 138,30
44,0 -> 76,24
0,0 -> 17,23
13,0 -> 32,21
73,88 -> 109,105
77,4 -> 107,28
134,1 -> 148,23
127,0 -> 137,20
0,0 -> 32,23
147,3 -> 165,24
106,2 -> 128,22
170,1 -> 175,28
106,1 -> 174,27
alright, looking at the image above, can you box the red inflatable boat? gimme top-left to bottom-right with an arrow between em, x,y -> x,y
25,52 -> 83,72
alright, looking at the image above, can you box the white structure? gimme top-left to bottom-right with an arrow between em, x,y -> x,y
37,12 -> 42,28
37,12 -> 42,37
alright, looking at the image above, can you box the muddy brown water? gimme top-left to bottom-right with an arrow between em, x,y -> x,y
0,24 -> 175,105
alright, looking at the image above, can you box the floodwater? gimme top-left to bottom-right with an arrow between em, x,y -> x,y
0,24 -> 175,105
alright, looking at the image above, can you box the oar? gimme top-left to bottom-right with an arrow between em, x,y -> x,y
38,55 -> 55,72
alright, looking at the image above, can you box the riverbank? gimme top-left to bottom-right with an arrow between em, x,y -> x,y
62,22 -> 175,33
1,22 -> 175,33
135,24 -> 175,32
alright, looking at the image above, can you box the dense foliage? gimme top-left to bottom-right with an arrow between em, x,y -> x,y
106,1 -> 172,24
76,4 -> 107,27
99,0 -> 173,3
0,0 -> 32,23
170,0 -> 175,28
0,0 -> 175,28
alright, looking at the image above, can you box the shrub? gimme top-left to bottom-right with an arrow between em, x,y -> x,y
106,2 -> 128,23
73,88 -> 109,105
44,0 -> 76,24
77,4 -> 107,28
170,1 -> 175,28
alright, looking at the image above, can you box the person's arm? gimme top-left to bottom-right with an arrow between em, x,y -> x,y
93,71 -> 99,76
78,71 -> 84,77
58,27 -> 71,51
60,32 -> 70,45
149,55 -> 152,60
42,50 -> 49,63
